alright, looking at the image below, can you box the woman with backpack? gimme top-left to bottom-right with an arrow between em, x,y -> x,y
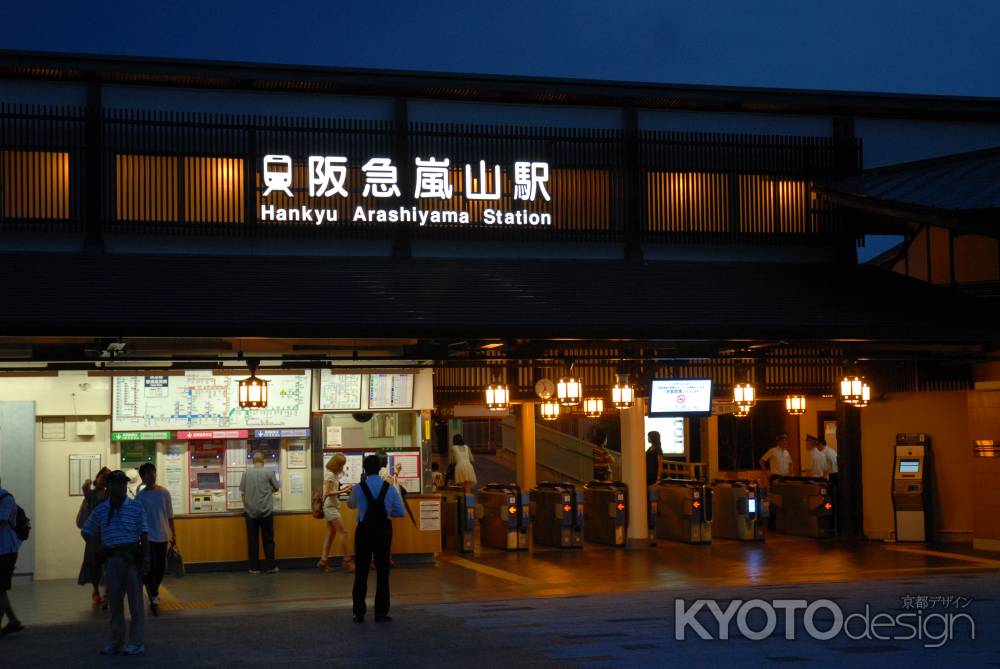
0,477 -> 26,636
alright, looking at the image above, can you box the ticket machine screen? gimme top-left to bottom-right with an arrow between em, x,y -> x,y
898,459 -> 920,474
197,472 -> 222,489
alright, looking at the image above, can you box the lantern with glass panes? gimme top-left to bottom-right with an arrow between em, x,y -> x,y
238,360 -> 269,409
583,397 -> 604,418
611,374 -> 635,410
539,400 -> 561,421
484,382 -> 510,411
785,395 -> 807,415
556,363 -> 583,406
840,375 -> 864,404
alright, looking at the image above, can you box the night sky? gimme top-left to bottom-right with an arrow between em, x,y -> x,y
2,0 -> 999,96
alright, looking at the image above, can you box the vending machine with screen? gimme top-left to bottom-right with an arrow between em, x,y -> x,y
892,433 -> 931,542
119,441 -> 155,497
247,438 -> 282,511
189,441 -> 227,513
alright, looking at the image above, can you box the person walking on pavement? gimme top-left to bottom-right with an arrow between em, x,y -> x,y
0,478 -> 25,636
81,470 -> 150,656
135,463 -> 176,615
450,435 -> 477,495
240,451 -> 280,574
645,431 -> 664,487
348,454 -> 404,623
318,454 -> 354,573
77,466 -> 111,608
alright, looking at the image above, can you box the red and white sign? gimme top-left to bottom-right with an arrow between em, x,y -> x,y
177,429 -> 249,440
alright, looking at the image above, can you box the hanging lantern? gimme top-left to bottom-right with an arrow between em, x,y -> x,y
539,400 -> 561,421
733,404 -> 752,419
785,395 -> 807,415
733,382 -> 756,409
484,383 -> 510,411
840,375 -> 864,404
583,397 -> 604,418
238,361 -> 269,409
854,383 -> 871,408
557,376 -> 583,406
611,379 -> 634,409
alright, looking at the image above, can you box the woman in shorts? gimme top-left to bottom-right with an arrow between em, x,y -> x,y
318,454 -> 354,572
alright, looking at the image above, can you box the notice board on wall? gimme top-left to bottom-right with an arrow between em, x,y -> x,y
368,374 -> 414,409
317,372 -> 363,410
112,371 -> 311,431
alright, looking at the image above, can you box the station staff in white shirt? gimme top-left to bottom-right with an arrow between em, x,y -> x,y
759,432 -> 793,479
805,435 -> 831,478
823,443 -> 839,476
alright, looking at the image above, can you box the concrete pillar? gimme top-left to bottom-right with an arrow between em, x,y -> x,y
620,398 -> 649,547
705,416 -> 719,481
516,402 -> 537,491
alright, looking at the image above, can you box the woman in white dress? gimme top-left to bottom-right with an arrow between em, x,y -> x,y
450,435 -> 477,494
318,454 -> 354,572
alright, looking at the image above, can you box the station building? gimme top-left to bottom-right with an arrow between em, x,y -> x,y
0,51 -> 998,580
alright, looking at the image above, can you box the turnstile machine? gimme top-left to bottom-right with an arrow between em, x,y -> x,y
652,479 -> 712,544
582,481 -> 627,546
770,476 -> 834,538
530,482 -> 584,548
710,480 -> 766,541
892,433 -> 931,542
439,488 -> 476,553
477,484 -> 530,551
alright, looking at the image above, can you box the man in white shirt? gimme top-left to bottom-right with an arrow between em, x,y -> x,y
759,432 -> 793,479
805,435 -> 830,478
823,443 -> 839,476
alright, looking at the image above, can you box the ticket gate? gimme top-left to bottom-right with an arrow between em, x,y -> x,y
652,479 -> 712,544
439,488 -> 477,553
477,484 -> 530,551
530,482 -> 584,548
770,476 -> 834,538
710,480 -> 766,541
582,481 -> 627,547
892,433 -> 931,542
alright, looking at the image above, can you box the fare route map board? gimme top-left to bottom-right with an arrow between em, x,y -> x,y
112,371 -> 312,431
317,371 -> 363,410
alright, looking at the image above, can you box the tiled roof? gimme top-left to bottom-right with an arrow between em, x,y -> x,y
820,146 -> 1000,213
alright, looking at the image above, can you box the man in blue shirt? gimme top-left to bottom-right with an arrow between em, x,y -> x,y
347,454 -> 405,623
0,479 -> 25,636
82,470 -> 150,656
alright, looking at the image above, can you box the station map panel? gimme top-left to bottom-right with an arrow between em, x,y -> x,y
318,371 -> 363,410
112,371 -> 312,431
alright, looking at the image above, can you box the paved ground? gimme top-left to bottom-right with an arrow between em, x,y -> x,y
3,537 -> 999,667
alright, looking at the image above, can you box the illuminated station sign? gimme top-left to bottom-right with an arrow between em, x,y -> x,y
259,155 -> 553,227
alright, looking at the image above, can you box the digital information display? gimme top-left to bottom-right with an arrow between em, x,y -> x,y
747,498 -> 757,514
648,379 -> 713,416
899,459 -> 920,474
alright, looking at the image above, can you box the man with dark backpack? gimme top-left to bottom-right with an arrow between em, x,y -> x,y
347,455 -> 404,623
0,478 -> 26,635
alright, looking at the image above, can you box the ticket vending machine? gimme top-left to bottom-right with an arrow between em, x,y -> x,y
248,438 -> 282,511
893,433 -> 931,542
119,441 -> 155,498
189,441 -> 227,513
